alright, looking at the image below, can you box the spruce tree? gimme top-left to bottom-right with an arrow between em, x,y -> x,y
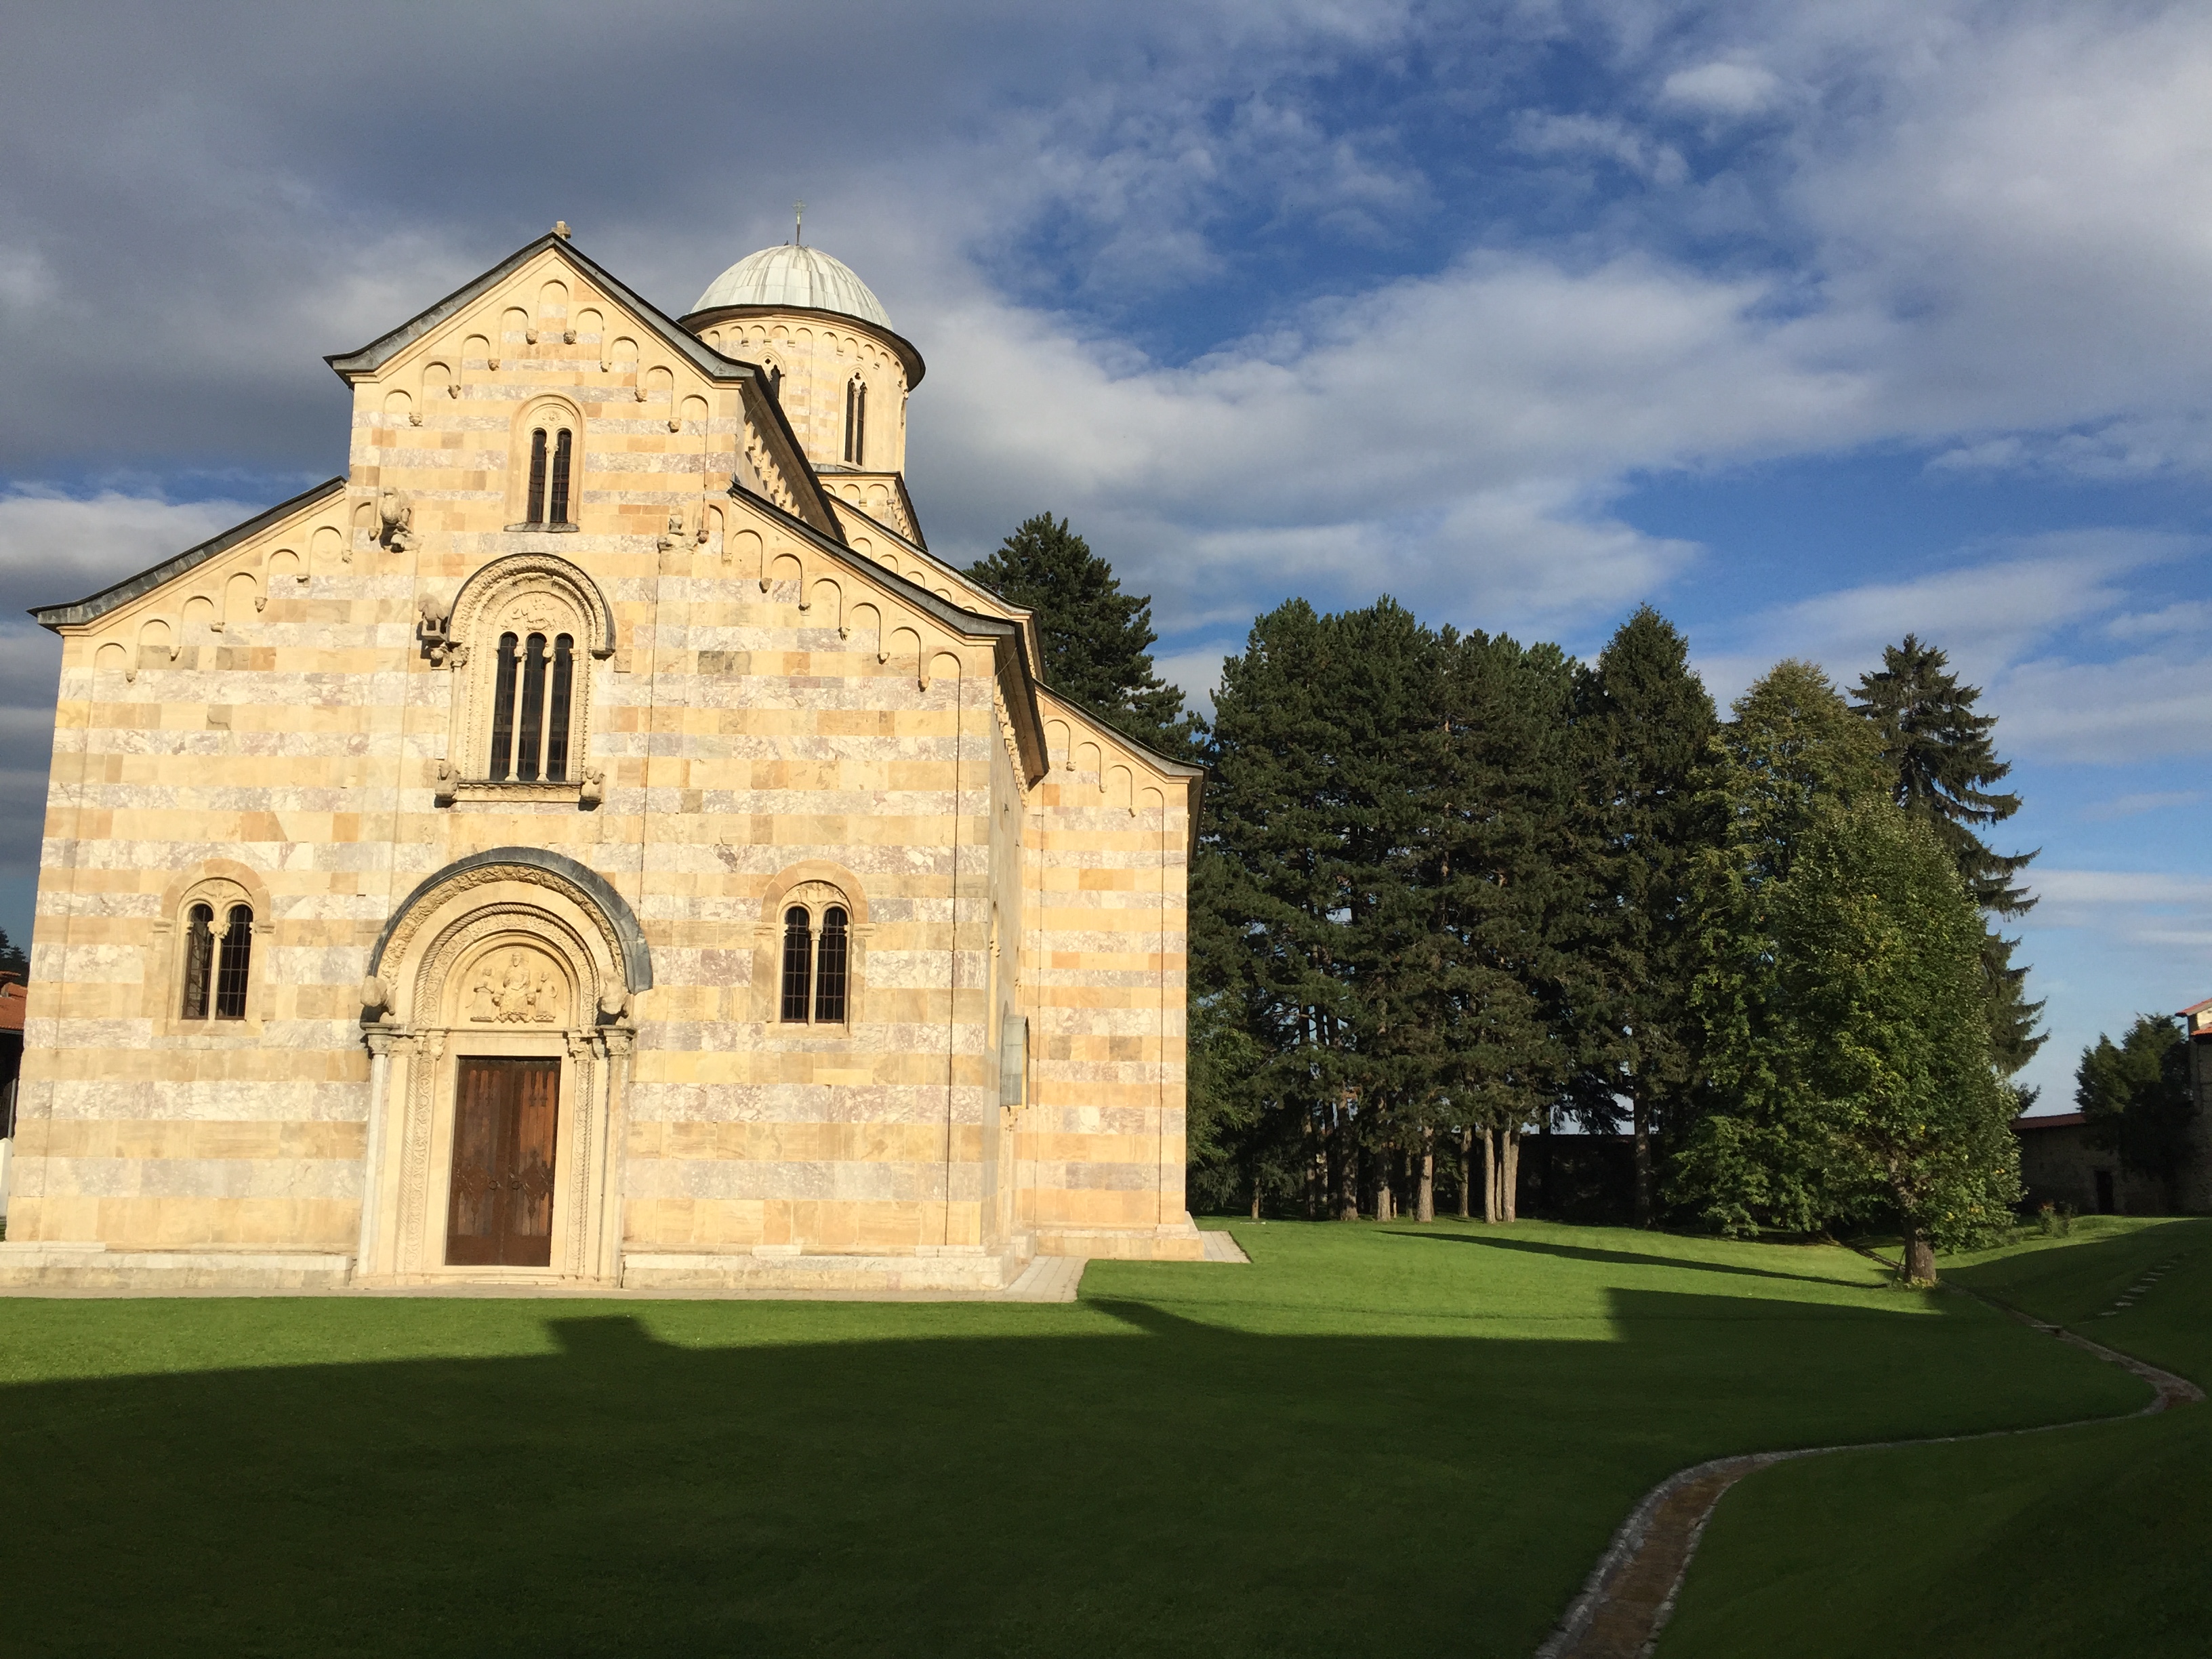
964,513 -> 1193,751
1574,607 -> 1717,1225
1852,636 -> 2043,1071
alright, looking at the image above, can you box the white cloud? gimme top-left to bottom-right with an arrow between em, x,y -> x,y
2081,790 -> 2205,821
1660,59 -> 1784,117
1688,530 -> 2185,709
0,490 -> 260,592
1512,112 -> 1689,185
2026,870 -> 2212,964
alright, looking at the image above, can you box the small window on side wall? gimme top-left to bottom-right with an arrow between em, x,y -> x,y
778,895 -> 851,1027
180,899 -> 253,1022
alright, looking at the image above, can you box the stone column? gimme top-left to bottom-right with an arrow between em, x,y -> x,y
356,1028 -> 401,1280
598,1027 -> 634,1284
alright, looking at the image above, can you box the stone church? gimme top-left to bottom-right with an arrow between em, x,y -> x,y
0,226 -> 1204,1291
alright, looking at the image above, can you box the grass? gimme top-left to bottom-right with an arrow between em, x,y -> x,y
0,1220 -> 2158,1658
1659,1215 -> 2212,1659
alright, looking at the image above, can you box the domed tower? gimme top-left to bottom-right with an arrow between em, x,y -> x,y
680,241 -> 925,498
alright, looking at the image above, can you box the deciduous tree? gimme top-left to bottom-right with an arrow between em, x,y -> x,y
2076,1016 -> 2198,1210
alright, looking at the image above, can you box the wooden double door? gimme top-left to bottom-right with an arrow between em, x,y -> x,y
446,1057 -> 560,1267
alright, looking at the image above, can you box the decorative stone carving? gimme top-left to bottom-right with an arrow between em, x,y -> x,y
360,975 -> 390,1012
377,488 -> 417,553
579,766 -> 605,808
464,948 -> 562,1024
433,758 -> 457,805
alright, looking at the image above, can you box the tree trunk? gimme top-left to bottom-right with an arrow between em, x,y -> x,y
1334,1113 -> 1358,1223
1250,1166 -> 1263,1221
1902,1221 -> 1937,1286
1502,1128 -> 1520,1224
1458,1129 -> 1473,1220
1374,1145 -> 1394,1220
1481,1128 -> 1498,1224
1418,1130 -> 1436,1223
1632,1082 -> 1652,1229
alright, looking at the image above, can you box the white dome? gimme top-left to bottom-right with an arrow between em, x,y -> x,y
691,243 -> 890,328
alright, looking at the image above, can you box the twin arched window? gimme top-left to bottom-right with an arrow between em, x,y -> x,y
180,902 -> 253,1021
524,424 -> 574,527
780,905 -> 849,1025
489,630 -> 576,781
843,377 -> 867,466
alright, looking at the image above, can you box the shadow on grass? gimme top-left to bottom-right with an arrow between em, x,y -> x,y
0,1280 -> 2139,1659
1380,1226 -> 1877,1292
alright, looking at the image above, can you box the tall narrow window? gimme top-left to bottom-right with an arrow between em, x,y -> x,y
780,907 -> 813,1022
815,907 -> 848,1024
489,632 -> 521,778
180,903 -> 215,1019
526,429 -> 548,525
516,632 -> 549,782
766,365 -> 782,405
844,378 -> 867,466
545,634 -> 575,781
214,905 -> 252,1020
548,428 -> 573,524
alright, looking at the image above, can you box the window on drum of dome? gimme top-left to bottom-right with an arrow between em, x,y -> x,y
488,631 -> 577,782
525,425 -> 575,527
764,365 -> 783,405
843,378 -> 867,466
180,899 -> 253,1022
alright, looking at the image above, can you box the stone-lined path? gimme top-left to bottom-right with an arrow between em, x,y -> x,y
1534,1279 -> 2203,1659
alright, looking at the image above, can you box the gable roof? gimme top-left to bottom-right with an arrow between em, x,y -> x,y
327,231 -> 841,536
327,232 -> 746,388
30,477 -> 346,631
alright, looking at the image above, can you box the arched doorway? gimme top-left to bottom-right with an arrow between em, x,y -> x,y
354,850 -> 649,1285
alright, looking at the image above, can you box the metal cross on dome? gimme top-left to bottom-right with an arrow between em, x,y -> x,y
794,201 -> 804,246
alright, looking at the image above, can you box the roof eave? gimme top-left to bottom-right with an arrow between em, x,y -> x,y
29,477 -> 348,632
676,302 -> 926,389
325,234 -> 756,388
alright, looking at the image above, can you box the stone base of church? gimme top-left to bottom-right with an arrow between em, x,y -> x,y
1032,1221 -> 1208,1262
619,1241 -> 1030,1294
0,1242 -> 356,1291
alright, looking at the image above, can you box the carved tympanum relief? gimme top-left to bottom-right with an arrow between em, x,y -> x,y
463,947 -> 565,1025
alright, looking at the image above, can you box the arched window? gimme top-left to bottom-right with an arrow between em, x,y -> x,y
180,898 -> 253,1022
780,907 -> 813,1022
525,425 -> 575,527
843,377 -> 867,466
815,907 -> 848,1023
765,365 -> 783,405
775,888 -> 855,1027
488,630 -> 577,783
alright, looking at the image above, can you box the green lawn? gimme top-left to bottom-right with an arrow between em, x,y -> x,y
1660,1215 -> 2212,1659
0,1221 -> 2156,1657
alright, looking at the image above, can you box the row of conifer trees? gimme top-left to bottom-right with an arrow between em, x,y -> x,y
970,514 -> 2040,1275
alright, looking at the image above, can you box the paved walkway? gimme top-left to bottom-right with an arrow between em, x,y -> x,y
1534,1271 -> 2203,1659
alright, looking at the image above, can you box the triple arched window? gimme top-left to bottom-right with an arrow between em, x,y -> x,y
180,901 -> 253,1021
488,630 -> 577,782
780,904 -> 850,1025
524,422 -> 575,527
843,377 -> 867,466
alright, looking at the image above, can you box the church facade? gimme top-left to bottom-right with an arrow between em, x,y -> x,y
0,228 -> 1204,1292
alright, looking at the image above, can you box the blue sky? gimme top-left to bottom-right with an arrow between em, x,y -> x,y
2,1 -> 2209,1109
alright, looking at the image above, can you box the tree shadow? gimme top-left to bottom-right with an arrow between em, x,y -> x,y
0,1278 -> 2139,1659
1380,1226 -> 1883,1292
